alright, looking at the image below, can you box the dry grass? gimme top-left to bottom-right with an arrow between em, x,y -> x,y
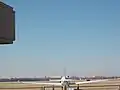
0,79 -> 120,90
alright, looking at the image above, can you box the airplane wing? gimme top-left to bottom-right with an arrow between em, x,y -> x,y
20,82 -> 62,86
49,80 -> 62,81
75,79 -> 108,85
65,79 -> 75,81
50,79 -> 73,82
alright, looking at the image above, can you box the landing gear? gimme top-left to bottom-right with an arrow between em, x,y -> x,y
41,86 -> 45,90
61,86 -> 63,90
74,84 -> 82,90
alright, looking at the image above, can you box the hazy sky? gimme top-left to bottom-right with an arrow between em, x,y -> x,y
0,0 -> 120,77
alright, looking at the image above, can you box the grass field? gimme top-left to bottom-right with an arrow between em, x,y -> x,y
0,79 -> 120,90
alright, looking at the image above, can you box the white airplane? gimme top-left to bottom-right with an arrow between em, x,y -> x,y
20,76 -> 108,87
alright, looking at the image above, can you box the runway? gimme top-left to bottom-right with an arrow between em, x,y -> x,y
0,79 -> 120,90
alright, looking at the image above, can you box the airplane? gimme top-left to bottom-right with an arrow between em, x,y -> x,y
19,76 -> 108,87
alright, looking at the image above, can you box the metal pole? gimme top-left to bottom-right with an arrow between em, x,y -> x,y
118,85 -> 120,90
77,84 -> 79,90
63,85 -> 67,90
43,86 -> 45,90
52,85 -> 54,90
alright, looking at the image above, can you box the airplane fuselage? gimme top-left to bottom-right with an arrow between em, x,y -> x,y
61,81 -> 69,86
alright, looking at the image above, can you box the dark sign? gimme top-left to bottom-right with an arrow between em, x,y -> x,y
0,1 -> 15,44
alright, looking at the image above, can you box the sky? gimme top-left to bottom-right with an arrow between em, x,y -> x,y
0,0 -> 120,77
